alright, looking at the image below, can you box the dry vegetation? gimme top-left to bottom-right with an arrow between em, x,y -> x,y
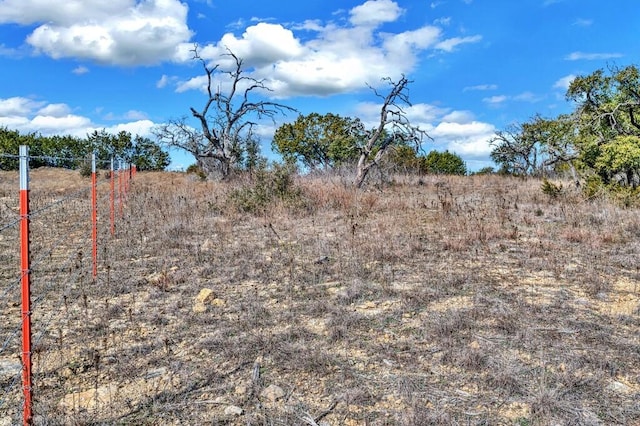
1,168 -> 639,425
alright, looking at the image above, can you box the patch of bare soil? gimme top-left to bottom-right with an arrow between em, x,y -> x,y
1,169 -> 639,425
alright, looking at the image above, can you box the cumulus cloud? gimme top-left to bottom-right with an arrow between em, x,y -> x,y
174,1 -> 480,97
349,0 -> 403,27
214,23 -> 305,67
430,120 -> 495,158
0,97 -> 44,116
37,103 -> 72,117
354,100 -> 494,159
1,0 -> 192,66
0,96 -> 155,138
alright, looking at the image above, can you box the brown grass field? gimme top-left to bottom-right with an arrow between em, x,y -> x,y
0,168 -> 639,425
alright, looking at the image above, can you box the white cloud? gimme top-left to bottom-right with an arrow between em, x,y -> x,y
431,121 -> 494,139
353,100 -> 494,159
173,1 -> 480,97
124,110 -> 149,120
434,17 -> 451,26
553,74 -> 576,90
31,114 -> 92,133
0,43 -> 20,57
463,84 -> 497,92
104,119 -> 155,136
1,0 -> 192,66
0,97 -> 44,116
431,121 -> 495,158
513,91 -> 544,102
572,18 -> 592,27
0,96 -> 155,138
214,23 -> 305,67
435,35 -> 482,52
565,51 -> 623,61
441,110 -> 475,123
156,74 -> 170,88
72,65 -> 89,75
37,103 -> 72,117
349,0 -> 403,27
482,95 -> 508,105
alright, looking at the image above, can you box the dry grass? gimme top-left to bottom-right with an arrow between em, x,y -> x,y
0,168 -> 639,425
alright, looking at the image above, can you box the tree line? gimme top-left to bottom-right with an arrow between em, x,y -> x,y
0,128 -> 169,172
491,64 -> 640,188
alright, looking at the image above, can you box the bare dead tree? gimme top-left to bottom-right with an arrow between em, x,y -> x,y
154,46 -> 295,178
354,75 -> 429,188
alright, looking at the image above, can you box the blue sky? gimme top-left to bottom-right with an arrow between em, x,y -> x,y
0,0 -> 638,171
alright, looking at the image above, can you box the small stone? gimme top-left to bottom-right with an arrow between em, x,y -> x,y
193,288 -> 215,313
213,396 -> 227,404
235,383 -> 248,397
195,288 -> 215,303
211,298 -> 226,307
607,380 -> 631,394
260,384 -> 285,402
224,405 -> 244,416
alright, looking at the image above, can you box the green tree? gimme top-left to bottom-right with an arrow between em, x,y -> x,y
384,144 -> 422,173
272,113 -> 363,170
131,135 -> 170,171
594,135 -> 640,185
421,150 -> 467,175
490,114 -> 579,180
567,64 -> 640,185
87,130 -> 168,171
0,127 -> 25,170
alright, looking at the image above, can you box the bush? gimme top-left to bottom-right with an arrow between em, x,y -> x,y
420,150 -> 467,175
541,179 -> 562,199
186,164 -> 207,181
228,163 -> 307,214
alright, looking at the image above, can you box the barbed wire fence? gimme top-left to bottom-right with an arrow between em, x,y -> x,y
0,147 -> 136,425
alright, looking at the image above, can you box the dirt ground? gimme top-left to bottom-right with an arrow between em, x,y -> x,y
0,168 -> 639,425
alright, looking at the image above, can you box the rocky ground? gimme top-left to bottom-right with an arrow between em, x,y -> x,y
0,168 -> 639,425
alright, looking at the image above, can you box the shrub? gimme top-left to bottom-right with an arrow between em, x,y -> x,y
228,163 -> 307,213
541,179 -> 562,199
186,164 -> 207,180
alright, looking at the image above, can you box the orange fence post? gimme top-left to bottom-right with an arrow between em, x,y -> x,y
19,145 -> 32,425
118,161 -> 123,218
91,153 -> 98,279
125,163 -> 130,193
110,158 -> 115,236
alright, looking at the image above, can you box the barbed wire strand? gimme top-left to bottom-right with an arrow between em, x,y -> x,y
0,369 -> 22,411
0,276 -> 22,307
31,241 -> 89,313
28,186 -> 92,219
0,325 -> 21,357
0,218 -> 20,234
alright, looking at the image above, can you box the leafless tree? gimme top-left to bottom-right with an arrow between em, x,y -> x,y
154,46 -> 295,178
354,75 -> 429,188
